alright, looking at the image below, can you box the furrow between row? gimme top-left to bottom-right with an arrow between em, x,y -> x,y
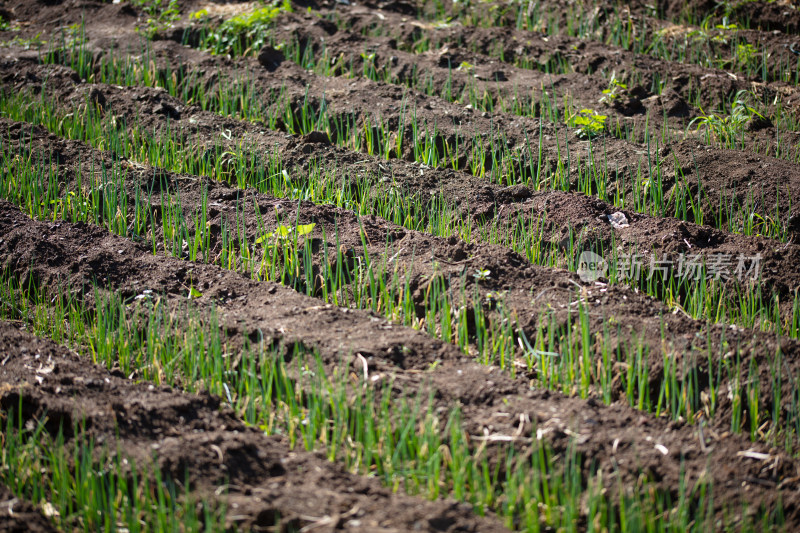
3,201 -> 800,527
0,322 -> 508,533
2,59 -> 798,327
4,113 -> 800,464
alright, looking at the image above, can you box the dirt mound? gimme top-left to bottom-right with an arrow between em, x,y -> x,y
1,0 -> 800,528
0,322 -> 507,532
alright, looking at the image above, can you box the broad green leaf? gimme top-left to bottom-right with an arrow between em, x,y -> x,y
297,223 -> 316,236
255,232 -> 274,244
275,225 -> 292,238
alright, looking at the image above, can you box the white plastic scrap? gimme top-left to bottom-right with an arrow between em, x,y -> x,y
608,211 -> 630,229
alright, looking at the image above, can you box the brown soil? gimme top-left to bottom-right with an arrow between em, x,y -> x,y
262,6 -> 800,194
263,10 -> 698,144
728,1 -> 800,34
2,60 -> 797,296
319,0 -> 800,174
154,29 -> 800,230
0,485 -> 57,533
2,0 -> 800,528
3,0 -> 800,225
560,0 -> 800,85
0,322 -> 507,532
3,112 -> 800,390
3,200 -> 800,525
3,37 -> 800,240
640,0 -> 800,34
344,0 -> 800,87
3,63 -> 800,432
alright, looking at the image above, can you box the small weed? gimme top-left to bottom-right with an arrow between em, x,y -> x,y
599,73 -> 627,105
457,61 -> 475,73
473,268 -> 491,281
568,108 -> 607,139
736,43 -> 758,64
689,90 -> 764,146
192,0 -> 292,56
0,33 -> 46,50
133,0 -> 181,38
